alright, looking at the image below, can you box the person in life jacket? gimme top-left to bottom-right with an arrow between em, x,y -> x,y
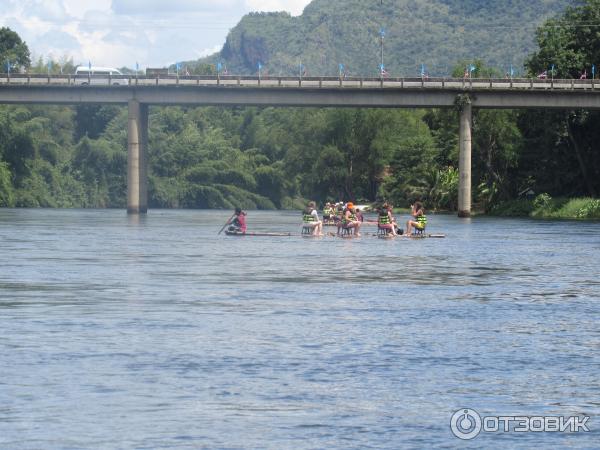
337,202 -> 361,236
322,202 -> 335,224
377,203 -> 398,236
302,201 -> 323,236
227,207 -> 247,233
405,201 -> 427,235
334,202 -> 345,223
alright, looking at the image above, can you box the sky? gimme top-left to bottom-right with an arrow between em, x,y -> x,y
0,0 -> 312,69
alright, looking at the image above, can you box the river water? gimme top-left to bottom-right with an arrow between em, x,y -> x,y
0,209 -> 599,449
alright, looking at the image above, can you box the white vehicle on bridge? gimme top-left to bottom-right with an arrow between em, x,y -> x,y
74,66 -> 128,86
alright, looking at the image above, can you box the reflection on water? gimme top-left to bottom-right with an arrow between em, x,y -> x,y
0,209 -> 599,448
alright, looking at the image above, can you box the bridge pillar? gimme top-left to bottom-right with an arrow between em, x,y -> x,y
458,102 -> 472,217
127,100 -> 148,214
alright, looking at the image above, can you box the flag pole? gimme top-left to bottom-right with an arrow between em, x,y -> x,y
379,27 -> 385,77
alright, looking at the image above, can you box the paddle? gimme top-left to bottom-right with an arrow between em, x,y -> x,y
218,213 -> 235,235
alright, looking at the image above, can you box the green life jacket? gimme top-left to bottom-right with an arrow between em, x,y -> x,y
303,209 -> 316,223
416,214 -> 427,229
378,212 -> 390,225
343,211 -> 356,224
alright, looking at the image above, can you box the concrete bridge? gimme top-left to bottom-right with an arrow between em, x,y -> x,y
2,73 -> 600,215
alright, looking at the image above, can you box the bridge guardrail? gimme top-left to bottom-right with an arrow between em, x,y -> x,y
0,73 -> 597,91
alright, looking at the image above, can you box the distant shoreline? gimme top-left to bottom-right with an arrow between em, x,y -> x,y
2,197 -> 599,221
485,196 -> 600,220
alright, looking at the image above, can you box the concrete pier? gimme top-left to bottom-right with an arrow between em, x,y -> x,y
458,102 -> 472,217
127,100 -> 148,214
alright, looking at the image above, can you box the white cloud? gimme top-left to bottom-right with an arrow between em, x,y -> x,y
111,0 -> 240,15
0,0 -> 313,68
196,44 -> 223,59
63,0 -> 112,19
28,0 -> 68,21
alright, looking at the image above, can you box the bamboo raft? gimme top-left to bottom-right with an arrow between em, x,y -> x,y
225,230 -> 292,237
225,230 -> 445,239
377,233 -> 445,239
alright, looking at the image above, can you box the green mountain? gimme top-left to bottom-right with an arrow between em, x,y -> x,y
202,0 -> 572,77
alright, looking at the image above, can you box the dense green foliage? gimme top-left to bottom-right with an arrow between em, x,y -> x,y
1,0 -> 599,217
522,0 -> 600,199
491,194 -> 600,219
0,27 -> 30,71
0,101 -> 450,209
205,0 -> 571,77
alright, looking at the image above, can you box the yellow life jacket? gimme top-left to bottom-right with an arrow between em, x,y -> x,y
303,209 -> 316,223
378,212 -> 390,225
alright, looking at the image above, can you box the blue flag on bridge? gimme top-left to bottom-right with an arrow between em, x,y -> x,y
593,65 -> 596,79
510,64 -> 514,78
339,63 -> 344,76
88,61 -> 91,70
217,62 -> 222,73
6,59 -> 11,74
420,64 -> 426,77
135,62 -> 139,73
47,61 -> 52,74
379,27 -> 385,38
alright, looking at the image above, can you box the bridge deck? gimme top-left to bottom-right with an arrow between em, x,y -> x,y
0,74 -> 597,91
1,75 -> 599,109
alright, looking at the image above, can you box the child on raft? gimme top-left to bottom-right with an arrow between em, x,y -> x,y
322,202 -> 335,224
377,203 -> 399,236
302,201 -> 324,236
405,201 -> 427,235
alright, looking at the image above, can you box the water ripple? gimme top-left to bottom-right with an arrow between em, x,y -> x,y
0,209 -> 599,449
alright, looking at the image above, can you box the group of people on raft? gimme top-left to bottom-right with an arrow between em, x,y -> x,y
225,201 -> 427,237
301,200 -> 427,237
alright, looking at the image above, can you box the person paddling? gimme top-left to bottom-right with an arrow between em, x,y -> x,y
227,207 -> 247,234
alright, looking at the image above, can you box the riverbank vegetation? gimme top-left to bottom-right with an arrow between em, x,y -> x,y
1,1 -> 599,219
491,195 -> 600,219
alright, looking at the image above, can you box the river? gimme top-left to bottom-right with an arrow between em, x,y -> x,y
0,209 -> 599,448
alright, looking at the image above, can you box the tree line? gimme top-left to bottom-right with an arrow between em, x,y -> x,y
1,1 -> 599,215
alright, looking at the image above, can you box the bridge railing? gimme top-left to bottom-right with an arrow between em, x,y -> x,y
0,73 -> 597,90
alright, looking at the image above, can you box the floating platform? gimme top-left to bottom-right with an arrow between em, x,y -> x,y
376,233 -> 445,239
224,230 -> 445,239
225,231 -> 292,237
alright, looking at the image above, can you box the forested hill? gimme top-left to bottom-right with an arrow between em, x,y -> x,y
200,0 -> 572,77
